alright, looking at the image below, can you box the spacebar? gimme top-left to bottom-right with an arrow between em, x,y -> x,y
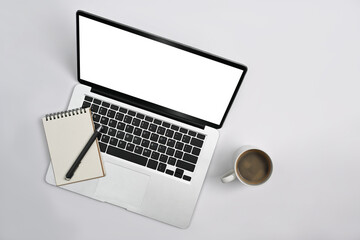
106,146 -> 148,166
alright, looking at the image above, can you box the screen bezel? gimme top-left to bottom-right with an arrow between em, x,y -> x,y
76,10 -> 247,129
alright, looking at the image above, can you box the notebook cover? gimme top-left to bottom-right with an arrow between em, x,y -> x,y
42,108 -> 105,186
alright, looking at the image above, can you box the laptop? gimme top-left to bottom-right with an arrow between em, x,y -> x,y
46,10 -> 247,228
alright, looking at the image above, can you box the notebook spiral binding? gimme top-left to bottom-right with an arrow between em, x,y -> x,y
45,108 -> 87,121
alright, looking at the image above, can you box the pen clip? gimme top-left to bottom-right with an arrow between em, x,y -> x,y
96,125 -> 103,132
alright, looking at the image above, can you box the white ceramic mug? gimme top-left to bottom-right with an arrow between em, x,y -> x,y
221,146 -> 273,185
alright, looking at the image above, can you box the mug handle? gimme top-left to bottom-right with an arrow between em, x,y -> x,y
221,169 -> 237,183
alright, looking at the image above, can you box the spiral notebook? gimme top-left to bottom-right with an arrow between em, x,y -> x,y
42,108 -> 105,186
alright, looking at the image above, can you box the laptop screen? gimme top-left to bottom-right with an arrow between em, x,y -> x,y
79,15 -> 245,126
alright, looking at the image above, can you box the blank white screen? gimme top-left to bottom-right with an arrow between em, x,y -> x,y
79,16 -> 243,125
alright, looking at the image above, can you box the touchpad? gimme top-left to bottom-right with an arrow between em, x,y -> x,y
94,162 -> 150,209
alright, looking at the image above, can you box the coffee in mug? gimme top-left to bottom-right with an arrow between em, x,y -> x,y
221,146 -> 272,185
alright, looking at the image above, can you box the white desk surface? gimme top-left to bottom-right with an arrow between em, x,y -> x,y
1,1 -> 360,239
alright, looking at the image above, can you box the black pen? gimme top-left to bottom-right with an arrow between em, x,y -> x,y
65,125 -> 102,181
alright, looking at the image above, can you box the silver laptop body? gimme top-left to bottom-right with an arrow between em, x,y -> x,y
46,10 -> 247,228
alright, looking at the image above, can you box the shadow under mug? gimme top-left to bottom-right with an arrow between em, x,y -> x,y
221,146 -> 273,185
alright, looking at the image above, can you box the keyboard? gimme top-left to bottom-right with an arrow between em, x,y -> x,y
82,96 -> 206,182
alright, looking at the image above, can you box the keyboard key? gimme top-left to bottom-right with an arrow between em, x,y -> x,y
108,128 -> 116,136
84,96 -> 93,102
167,157 -> 176,165
190,138 -> 204,148
110,104 -> 119,111
176,160 -> 195,172
134,146 -> 143,155
182,135 -> 191,144
165,129 -> 174,138
124,115 -> 132,124
159,136 -> 167,144
188,130 -> 196,137
197,133 -> 205,140
134,128 -> 142,136
143,149 -> 151,157
119,107 -> 127,113
180,128 -> 188,134
175,168 -> 184,178
126,143 -> 135,152
109,137 -> 118,146
91,104 -> 99,113
157,163 -> 166,172
93,113 -> 101,122
118,140 -> 126,148
174,132 -> 182,140
192,147 -> 201,156
149,124 -> 157,132
100,126 -> 108,134
109,119 -> 117,128
99,107 -> 107,115
158,145 -> 166,153
150,142 -> 158,151
154,119 -> 162,125
93,98 -> 101,105
107,110 -> 115,118
162,122 -> 170,128
101,135 -> 110,143
100,116 -> 109,125
167,139 -> 175,147
165,169 -> 174,175
124,133 -> 133,142
115,112 -> 124,121
183,175 -> 191,181
117,122 -> 125,131
151,151 -> 160,160
150,133 -> 159,142
82,101 -> 91,108
175,142 -> 184,150
116,131 -> 125,139
132,118 -> 141,127
159,154 -> 168,163
142,130 -> 150,139
147,159 -> 158,170
99,142 -> 107,152
140,121 -> 149,129
141,139 -> 150,148
128,110 -> 136,116
166,148 -> 175,156
136,113 -> 145,119
145,116 -> 153,122
102,101 -> 110,108
133,136 -> 141,145
157,126 -> 165,135
171,125 -> 179,131
184,144 -> 192,153
107,145 -> 147,166
175,150 -> 183,159
125,125 -> 134,133
183,153 -> 198,164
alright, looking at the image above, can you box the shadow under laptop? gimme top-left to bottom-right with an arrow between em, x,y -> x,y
53,37 -> 77,79
37,7 -> 77,79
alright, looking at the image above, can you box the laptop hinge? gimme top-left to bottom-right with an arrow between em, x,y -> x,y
90,87 -> 206,130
